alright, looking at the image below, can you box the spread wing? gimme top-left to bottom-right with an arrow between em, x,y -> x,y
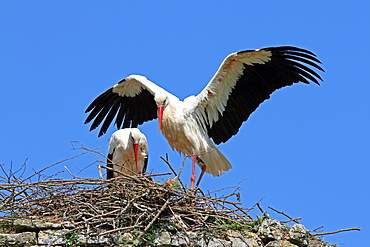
85,75 -> 169,137
190,46 -> 324,144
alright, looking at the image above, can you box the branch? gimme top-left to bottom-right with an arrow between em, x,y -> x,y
268,206 -> 299,223
160,154 -> 187,192
313,227 -> 361,236
135,198 -> 171,244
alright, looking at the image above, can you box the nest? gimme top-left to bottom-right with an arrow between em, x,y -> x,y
0,146 -> 361,246
0,150 -> 255,244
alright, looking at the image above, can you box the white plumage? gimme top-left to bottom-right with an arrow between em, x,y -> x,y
106,128 -> 148,179
85,46 -> 323,186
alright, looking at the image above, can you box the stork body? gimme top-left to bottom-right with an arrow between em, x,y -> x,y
156,94 -> 232,176
85,46 -> 324,186
107,128 -> 148,179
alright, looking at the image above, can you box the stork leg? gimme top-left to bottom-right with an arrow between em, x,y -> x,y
195,157 -> 206,188
190,155 -> 196,189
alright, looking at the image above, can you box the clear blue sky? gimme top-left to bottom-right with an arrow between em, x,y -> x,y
1,1 -> 369,246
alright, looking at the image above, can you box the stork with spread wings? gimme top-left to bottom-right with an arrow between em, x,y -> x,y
85,46 -> 324,188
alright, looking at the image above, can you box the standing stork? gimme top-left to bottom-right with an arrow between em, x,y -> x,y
85,46 -> 324,188
106,128 -> 148,179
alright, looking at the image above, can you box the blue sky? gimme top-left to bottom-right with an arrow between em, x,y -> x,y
1,1 -> 369,246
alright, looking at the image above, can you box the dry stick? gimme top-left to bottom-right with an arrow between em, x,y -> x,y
0,163 -> 12,182
64,166 -> 84,179
12,158 -> 28,179
99,165 -> 142,184
172,189 -> 250,222
256,203 -> 269,218
281,218 -> 302,224
72,142 -> 113,175
203,187 -> 252,220
310,226 -> 324,233
160,154 -> 187,192
167,205 -> 193,247
206,185 -> 241,197
175,187 -> 243,206
66,199 -> 100,215
75,143 -> 109,162
313,227 -> 361,236
168,204 -> 189,230
204,185 -> 249,215
247,196 -> 266,213
97,165 -> 104,179
135,199 -> 171,243
171,206 -> 248,226
0,180 -> 104,188
256,202 -> 266,214
175,156 -> 187,181
20,151 -> 90,183
207,178 -> 251,198
268,206 -> 299,224
144,172 -> 172,178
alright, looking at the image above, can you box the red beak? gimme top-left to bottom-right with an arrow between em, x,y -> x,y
133,143 -> 139,174
158,106 -> 164,132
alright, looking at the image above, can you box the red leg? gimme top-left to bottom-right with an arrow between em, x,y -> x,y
195,157 -> 206,187
190,155 -> 196,189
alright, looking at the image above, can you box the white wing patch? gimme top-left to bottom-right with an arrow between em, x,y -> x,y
189,49 -> 272,130
237,49 -> 272,65
112,74 -> 176,101
112,80 -> 144,97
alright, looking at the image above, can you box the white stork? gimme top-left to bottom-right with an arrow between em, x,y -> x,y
85,46 -> 323,187
106,128 -> 148,179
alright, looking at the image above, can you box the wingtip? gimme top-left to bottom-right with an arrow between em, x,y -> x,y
84,105 -> 93,113
98,129 -> 106,137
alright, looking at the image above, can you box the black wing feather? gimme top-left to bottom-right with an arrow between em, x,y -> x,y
106,151 -> 114,179
100,99 -> 121,137
91,94 -> 119,132
84,89 -> 114,125
85,84 -> 157,137
208,46 -> 323,144
142,154 -> 148,174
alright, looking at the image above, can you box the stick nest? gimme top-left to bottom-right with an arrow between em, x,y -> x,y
0,169 -> 254,242
0,145 -> 361,245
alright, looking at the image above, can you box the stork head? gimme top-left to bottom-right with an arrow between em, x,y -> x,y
154,93 -> 169,132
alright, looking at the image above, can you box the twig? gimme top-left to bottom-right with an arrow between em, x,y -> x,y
99,165 -> 142,184
144,172 -> 172,177
21,152 -> 89,183
268,206 -> 299,223
248,196 -> 266,213
64,166 -> 83,179
161,154 -> 177,176
175,156 -> 187,181
310,226 -> 324,233
281,218 -> 302,223
135,199 -> 171,243
160,154 -> 187,192
256,203 -> 265,215
98,165 -> 103,179
313,227 -> 361,236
